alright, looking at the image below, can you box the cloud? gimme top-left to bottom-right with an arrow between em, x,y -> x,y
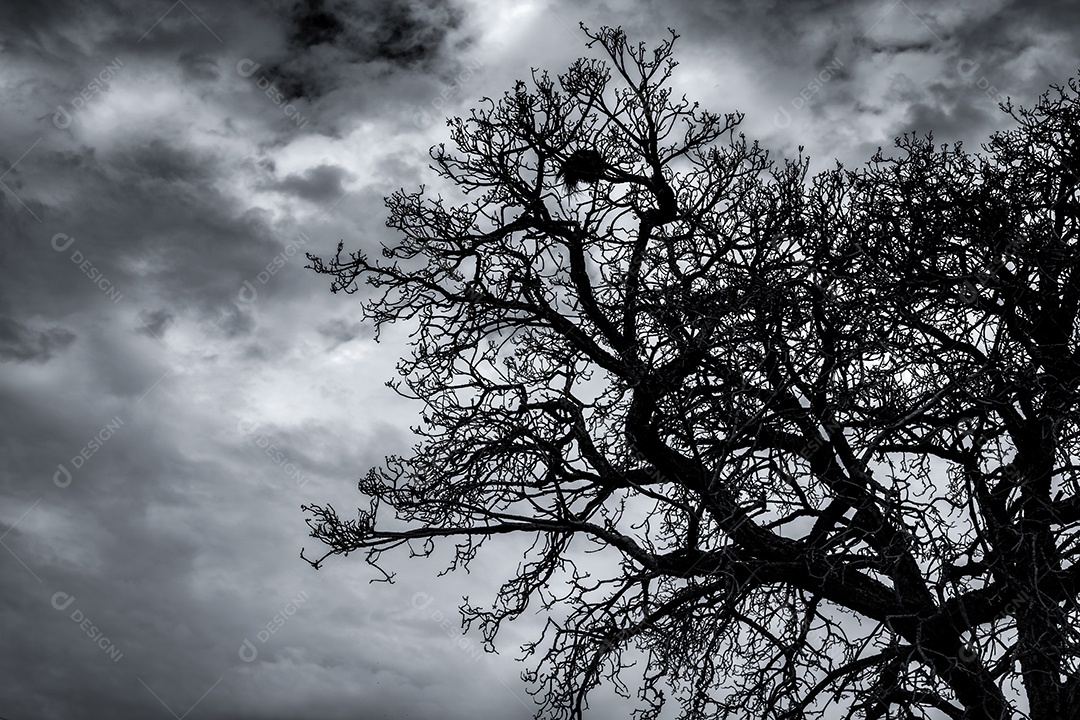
136,309 -> 175,338
260,0 -> 473,103
288,0 -> 347,50
178,51 -> 220,82
316,317 -> 368,348
0,316 -> 76,363
267,163 -> 354,204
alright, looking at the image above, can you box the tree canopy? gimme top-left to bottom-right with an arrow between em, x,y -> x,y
304,25 -> 1080,720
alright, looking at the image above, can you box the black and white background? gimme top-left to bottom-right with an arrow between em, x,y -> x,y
1,0 -> 1077,717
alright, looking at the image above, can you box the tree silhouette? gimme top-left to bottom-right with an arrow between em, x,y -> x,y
304,25 -> 1080,720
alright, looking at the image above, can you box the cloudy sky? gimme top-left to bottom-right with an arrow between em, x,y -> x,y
1,0 -> 1078,718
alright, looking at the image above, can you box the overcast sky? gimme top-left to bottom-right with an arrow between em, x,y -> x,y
1,0 -> 1078,718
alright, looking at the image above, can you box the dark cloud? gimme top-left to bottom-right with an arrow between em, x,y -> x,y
288,0 -> 345,49
263,0 -> 471,102
0,316 -> 75,363
899,85 -> 1002,143
316,317 -> 367,348
178,51 -> 220,81
370,0 -> 465,65
0,0 -> 84,42
136,309 -> 175,338
114,138 -> 218,184
269,164 -> 353,204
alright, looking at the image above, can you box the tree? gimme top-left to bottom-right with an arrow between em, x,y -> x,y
303,25 -> 1080,720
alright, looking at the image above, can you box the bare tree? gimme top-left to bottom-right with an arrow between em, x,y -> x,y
304,25 -> 1080,720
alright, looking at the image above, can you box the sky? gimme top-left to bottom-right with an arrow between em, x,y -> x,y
0,0 -> 1078,718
